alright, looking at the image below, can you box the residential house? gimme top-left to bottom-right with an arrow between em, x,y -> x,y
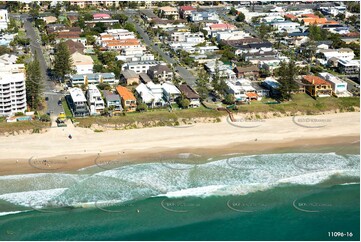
179,6 -> 196,19
116,86 -> 137,112
178,84 -> 200,108
135,82 -> 165,108
0,9 -> 8,31
162,82 -> 181,103
68,87 -> 90,117
139,73 -> 152,84
69,73 -> 116,86
337,59 -> 360,74
0,64 -> 27,116
233,65 -> 260,80
86,84 -> 105,115
216,30 -> 250,42
47,26 -> 82,42
0,54 -> 17,64
318,72 -> 351,97
64,39 -> 85,54
93,13 -> 111,20
147,64 -> 173,82
271,21 -> 301,33
120,70 -> 140,85
317,48 -> 355,65
261,77 -> 280,97
71,51 -> 94,74
190,11 -> 219,22
302,75 -> 332,98
42,16 -> 57,24
102,90 -> 122,112
121,61 -> 165,74
159,6 -> 179,20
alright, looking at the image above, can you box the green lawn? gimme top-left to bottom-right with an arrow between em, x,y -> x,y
76,107 -> 223,128
62,99 -> 73,118
235,94 -> 359,114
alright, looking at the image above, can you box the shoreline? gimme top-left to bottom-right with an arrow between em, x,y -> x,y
0,112 -> 359,175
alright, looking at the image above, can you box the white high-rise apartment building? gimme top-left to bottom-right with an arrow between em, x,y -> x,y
0,64 -> 27,116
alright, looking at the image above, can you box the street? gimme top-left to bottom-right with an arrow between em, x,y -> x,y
23,16 -> 64,116
125,10 -> 197,88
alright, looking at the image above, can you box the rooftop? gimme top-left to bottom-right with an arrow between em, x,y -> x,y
69,87 -> 86,102
178,84 -> 199,99
303,75 -> 330,86
116,86 -> 136,101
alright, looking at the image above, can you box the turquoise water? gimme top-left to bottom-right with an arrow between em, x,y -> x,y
0,150 -> 359,241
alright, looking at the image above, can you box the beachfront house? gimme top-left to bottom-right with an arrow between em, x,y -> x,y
135,82 -> 165,108
102,90 -> 123,112
318,72 -> 352,97
178,84 -> 200,108
68,87 -> 90,117
71,51 -> 94,74
302,75 -> 333,98
116,86 -> 137,112
162,82 -> 181,104
261,77 -> 281,98
86,85 -> 105,115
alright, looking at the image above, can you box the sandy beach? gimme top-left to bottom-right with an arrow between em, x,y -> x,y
0,112 -> 359,175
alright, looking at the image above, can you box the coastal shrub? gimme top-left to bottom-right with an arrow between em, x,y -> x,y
174,121 -> 180,126
94,129 -> 103,133
216,118 -> 221,122
255,114 -> 261,119
347,106 -> 355,112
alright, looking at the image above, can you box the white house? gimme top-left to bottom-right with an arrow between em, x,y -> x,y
136,82 -> 165,108
190,11 -> 219,22
216,30 -> 250,42
162,81 -> 181,103
318,48 -> 355,62
86,84 -> 105,115
121,61 -> 165,74
71,51 -> 94,74
0,64 -> 27,116
271,21 -> 301,33
0,9 -> 9,31
318,72 -> 351,97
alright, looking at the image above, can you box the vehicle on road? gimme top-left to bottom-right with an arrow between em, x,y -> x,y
58,100 -> 62,106
45,97 -> 49,101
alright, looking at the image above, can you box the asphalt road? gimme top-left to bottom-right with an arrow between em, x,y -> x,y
125,10 -> 197,88
23,17 -> 64,116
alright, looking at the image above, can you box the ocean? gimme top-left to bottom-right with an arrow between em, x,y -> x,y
0,145 -> 359,241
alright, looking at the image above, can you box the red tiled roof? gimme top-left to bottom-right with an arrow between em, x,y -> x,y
303,75 -> 330,85
116,86 -> 136,101
180,6 -> 196,11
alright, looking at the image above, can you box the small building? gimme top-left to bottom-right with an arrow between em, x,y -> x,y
71,51 -> 94,74
233,65 -> 260,80
135,82 -> 165,108
121,61 -> 165,74
162,82 -> 181,103
147,64 -> 173,82
178,84 -> 200,108
337,59 -> 360,74
93,13 -> 111,20
86,84 -> 105,115
159,6 -> 179,20
261,78 -> 280,98
64,39 -> 85,54
68,88 -> 90,117
139,73 -> 152,84
69,73 -> 116,86
302,75 -> 332,98
116,86 -> 137,112
179,6 -> 196,19
318,72 -> 352,97
102,90 -> 122,112
120,70 -> 140,85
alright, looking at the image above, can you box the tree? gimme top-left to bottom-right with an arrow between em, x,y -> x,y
196,69 -> 210,101
229,7 -> 237,16
235,12 -> 245,22
0,46 -> 10,56
53,42 -> 73,81
113,13 -> 128,25
136,103 -> 148,112
40,114 -> 51,122
258,23 -> 271,40
277,61 -> 299,101
178,96 -> 190,109
86,35 -> 96,45
26,55 -> 43,110
124,22 -> 136,33
336,13 -> 345,21
224,94 -> 235,105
